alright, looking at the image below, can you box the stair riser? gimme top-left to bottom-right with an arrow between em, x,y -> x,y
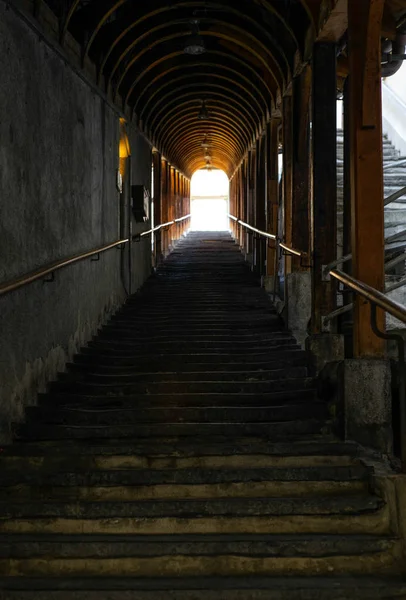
0,481 -> 368,501
0,550 -> 401,577
15,420 -> 327,440
0,512 -> 390,536
47,378 -> 314,395
59,367 -> 309,383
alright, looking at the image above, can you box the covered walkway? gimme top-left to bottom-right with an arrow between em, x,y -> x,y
2,0 -> 406,597
1,232 -> 405,597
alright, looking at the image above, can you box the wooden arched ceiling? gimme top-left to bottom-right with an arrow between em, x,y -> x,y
45,0 -> 325,176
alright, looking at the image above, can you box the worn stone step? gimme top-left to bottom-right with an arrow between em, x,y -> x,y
98,329 -> 290,342
73,348 -> 308,368
82,343 -> 301,357
3,576 -> 406,599
15,418 -> 329,440
26,403 -> 325,426
87,338 -> 297,353
59,366 -> 309,384
0,495 -> 387,536
47,376 -> 314,395
2,439 -> 358,458
37,389 -> 317,408
0,463 -> 368,487
0,535 -> 400,578
1,479 -> 369,502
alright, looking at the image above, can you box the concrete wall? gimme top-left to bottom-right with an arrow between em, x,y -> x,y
0,3 -> 152,443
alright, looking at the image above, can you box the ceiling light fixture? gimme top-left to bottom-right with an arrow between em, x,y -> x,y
184,20 -> 206,55
198,100 -> 210,120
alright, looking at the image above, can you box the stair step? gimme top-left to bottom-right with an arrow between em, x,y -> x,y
3,576 -> 406,599
72,350 -> 308,368
0,495 -> 387,536
0,463 -> 369,486
60,366 -> 309,383
2,439 -> 359,457
0,534 -> 400,577
15,418 -> 329,440
47,376 -> 315,395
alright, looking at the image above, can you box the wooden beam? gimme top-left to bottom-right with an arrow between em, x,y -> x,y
292,65 -> 312,271
318,0 -> 348,42
266,119 -> 280,277
311,42 -> 337,334
282,94 -> 293,278
348,0 -> 385,357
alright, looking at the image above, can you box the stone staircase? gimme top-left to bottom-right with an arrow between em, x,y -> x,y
337,129 -> 406,257
0,231 -> 405,598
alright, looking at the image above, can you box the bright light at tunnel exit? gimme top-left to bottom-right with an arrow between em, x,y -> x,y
190,169 -> 230,231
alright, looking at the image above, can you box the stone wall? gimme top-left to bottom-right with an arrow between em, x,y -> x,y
0,3 -> 152,443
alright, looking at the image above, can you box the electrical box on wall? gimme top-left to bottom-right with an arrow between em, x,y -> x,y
131,185 -> 150,223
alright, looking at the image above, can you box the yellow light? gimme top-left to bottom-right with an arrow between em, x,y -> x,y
119,119 -> 131,177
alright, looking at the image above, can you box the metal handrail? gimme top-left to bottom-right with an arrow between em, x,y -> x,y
329,268 -> 406,468
228,214 -> 276,241
175,214 -> 192,223
0,214 -> 192,298
279,242 -> 304,258
329,269 -> 406,323
0,238 -> 129,298
138,215 -> 191,238
228,214 -> 308,259
384,184 -> 406,206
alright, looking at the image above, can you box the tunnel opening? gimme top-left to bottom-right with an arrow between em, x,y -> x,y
190,168 -> 229,231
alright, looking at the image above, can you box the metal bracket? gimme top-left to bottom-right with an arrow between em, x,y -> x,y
91,253 -> 100,262
322,264 -> 331,282
43,272 -> 55,283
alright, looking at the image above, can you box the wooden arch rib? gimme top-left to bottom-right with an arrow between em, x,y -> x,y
171,142 -> 237,177
166,129 -> 239,161
144,83 -> 261,148
112,45 -> 276,110
117,31 -> 281,105
136,69 -> 267,124
98,3 -> 293,82
105,17 -> 288,91
137,69 -> 265,125
166,126 -> 243,161
151,98 -> 256,144
140,63 -> 269,128
159,114 -> 251,154
166,131 -> 242,175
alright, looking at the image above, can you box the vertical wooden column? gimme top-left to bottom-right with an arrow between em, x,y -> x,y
243,159 -> 249,253
267,119 -> 280,277
349,0 -> 385,357
282,94 -> 293,277
153,152 -> 162,262
160,159 -> 167,255
256,135 -> 267,275
292,66 -> 312,271
311,42 -> 337,334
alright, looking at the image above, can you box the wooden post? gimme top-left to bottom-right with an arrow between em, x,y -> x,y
256,136 -> 266,274
292,66 -> 312,271
267,119 -> 280,278
349,0 -> 385,357
153,152 -> 162,263
311,42 -> 337,334
282,94 -> 293,278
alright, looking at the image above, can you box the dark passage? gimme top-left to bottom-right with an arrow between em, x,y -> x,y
0,233 -> 405,598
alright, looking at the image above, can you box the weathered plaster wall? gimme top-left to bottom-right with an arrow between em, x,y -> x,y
0,3 -> 152,443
